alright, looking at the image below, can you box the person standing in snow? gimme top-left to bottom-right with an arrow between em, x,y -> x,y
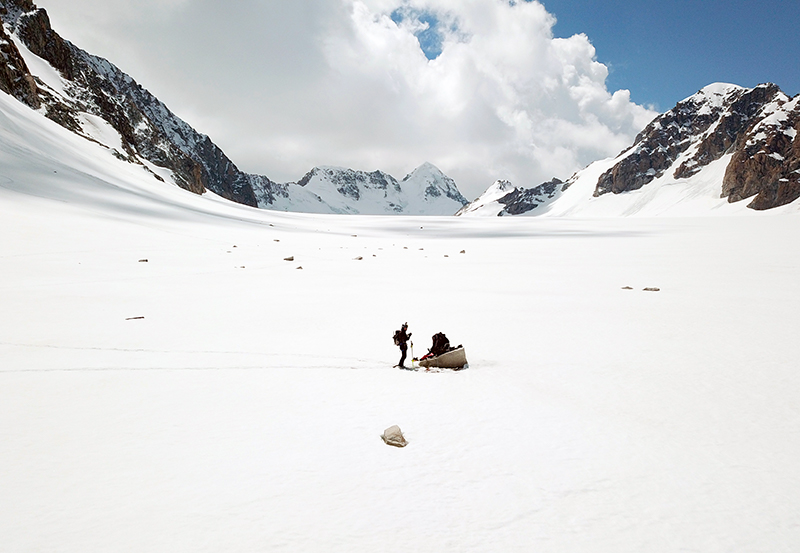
393,323 -> 412,368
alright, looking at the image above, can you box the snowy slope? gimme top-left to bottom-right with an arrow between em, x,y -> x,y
456,179 -> 517,216
543,153 -> 745,217
3,84 -> 800,552
0,0 -> 470,216
0,1 -> 259,205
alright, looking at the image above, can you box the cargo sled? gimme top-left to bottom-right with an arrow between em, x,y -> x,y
418,346 -> 468,370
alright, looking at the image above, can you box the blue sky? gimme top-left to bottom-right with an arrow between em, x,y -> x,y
542,0 -> 800,110
393,0 -> 800,111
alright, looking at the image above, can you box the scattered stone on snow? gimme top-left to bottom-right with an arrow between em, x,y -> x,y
643,287 -> 661,292
296,266 -> 303,270
284,256 -> 294,261
381,425 -> 408,448
138,259 -> 148,263
126,316 -> 145,320
622,286 -> 633,290
354,256 -> 363,260
460,250 -> 466,254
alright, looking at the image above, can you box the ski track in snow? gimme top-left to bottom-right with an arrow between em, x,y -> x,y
2,91 -> 800,552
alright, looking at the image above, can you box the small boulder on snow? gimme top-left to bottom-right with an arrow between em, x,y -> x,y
381,425 -> 408,448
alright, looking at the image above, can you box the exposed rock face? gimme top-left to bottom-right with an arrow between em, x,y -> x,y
0,0 -> 257,205
721,98 -> 800,210
0,17 -> 39,107
456,178 -> 564,216
298,167 -> 400,203
15,4 -> 74,80
498,178 -> 564,215
595,83 -> 800,210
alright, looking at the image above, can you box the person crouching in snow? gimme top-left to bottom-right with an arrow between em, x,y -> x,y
393,323 -> 412,368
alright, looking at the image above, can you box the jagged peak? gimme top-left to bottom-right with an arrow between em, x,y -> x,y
461,179 -> 516,205
296,165 -> 399,190
680,83 -> 788,114
485,179 -> 516,195
307,165 -> 393,177
402,161 -> 444,181
695,82 -> 745,99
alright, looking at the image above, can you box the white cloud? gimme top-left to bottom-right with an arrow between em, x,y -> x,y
37,0 -> 657,199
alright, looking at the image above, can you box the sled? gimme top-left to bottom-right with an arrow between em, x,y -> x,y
418,347 -> 468,370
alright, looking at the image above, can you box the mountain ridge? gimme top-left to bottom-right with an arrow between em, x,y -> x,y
0,0 -> 468,215
459,83 -> 800,217
2,0 -> 799,218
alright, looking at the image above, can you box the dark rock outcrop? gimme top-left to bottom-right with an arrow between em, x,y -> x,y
496,178 -> 564,216
595,83 -> 800,210
0,19 -> 39,107
297,167 -> 401,202
722,104 -> 800,210
456,178 -> 564,216
0,0 -> 257,206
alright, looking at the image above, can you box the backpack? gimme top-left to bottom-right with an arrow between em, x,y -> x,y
393,330 -> 402,346
430,332 -> 450,356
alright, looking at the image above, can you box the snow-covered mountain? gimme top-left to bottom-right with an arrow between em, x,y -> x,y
0,0 -> 467,216
253,163 -> 466,215
456,178 -> 563,216
0,0 -> 261,206
250,163 -> 467,215
3,0 -> 798,218
460,83 -> 800,217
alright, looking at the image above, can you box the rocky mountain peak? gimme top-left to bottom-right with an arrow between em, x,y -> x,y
594,82 -> 799,209
401,162 -> 468,205
0,0 -> 258,205
297,166 -> 399,198
484,179 -> 516,197
0,17 -> 39,108
456,178 -> 563,216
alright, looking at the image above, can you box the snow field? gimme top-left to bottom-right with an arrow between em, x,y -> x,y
2,193 -> 800,551
1,89 -> 800,551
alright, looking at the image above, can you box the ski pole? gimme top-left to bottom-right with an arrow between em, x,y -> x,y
410,341 -> 415,368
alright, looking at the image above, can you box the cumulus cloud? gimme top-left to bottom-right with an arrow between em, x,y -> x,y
39,0 -> 656,198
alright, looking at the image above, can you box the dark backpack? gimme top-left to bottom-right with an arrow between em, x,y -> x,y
430,332 -> 450,356
393,330 -> 402,346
